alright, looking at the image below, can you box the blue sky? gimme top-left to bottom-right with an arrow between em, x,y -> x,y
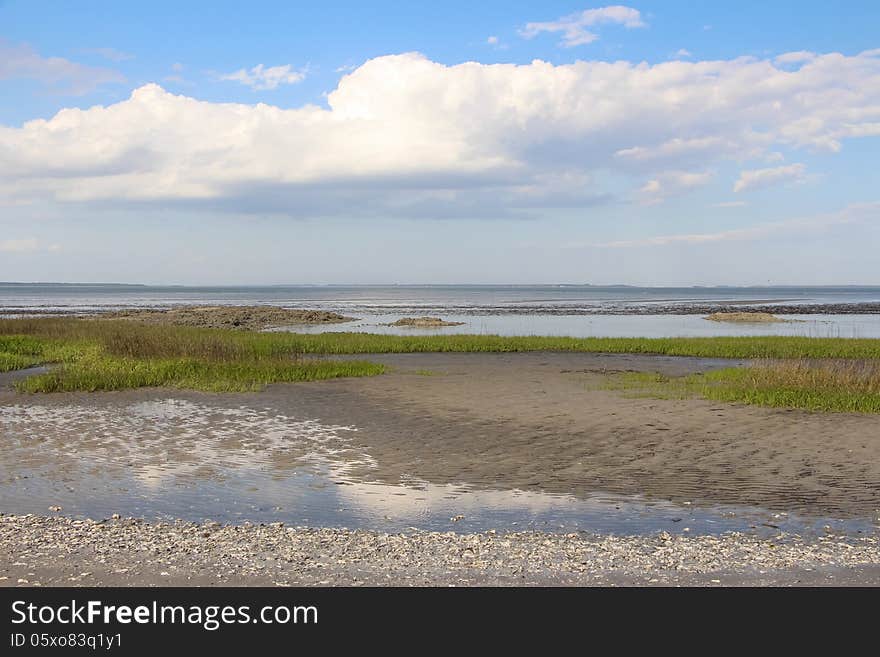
1,1 -> 879,284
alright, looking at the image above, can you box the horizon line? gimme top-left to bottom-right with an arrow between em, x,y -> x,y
3,282 -> 880,289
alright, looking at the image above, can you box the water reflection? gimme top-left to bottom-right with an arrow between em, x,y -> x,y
0,398 -> 875,536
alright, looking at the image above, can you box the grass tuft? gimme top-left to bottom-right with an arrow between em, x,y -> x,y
604,359 -> 880,413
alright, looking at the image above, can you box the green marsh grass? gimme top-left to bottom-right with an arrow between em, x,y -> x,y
2,318 -> 880,406
604,359 -> 880,413
0,318 -> 384,393
16,356 -> 385,393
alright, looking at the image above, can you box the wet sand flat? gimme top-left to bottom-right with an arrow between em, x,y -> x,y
308,352 -> 880,518
3,351 -> 880,586
2,352 -> 880,518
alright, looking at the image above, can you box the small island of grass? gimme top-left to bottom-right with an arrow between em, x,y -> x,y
704,312 -> 787,323
385,316 -> 465,327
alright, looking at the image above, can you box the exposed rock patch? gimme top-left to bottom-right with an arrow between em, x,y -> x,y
103,305 -> 356,331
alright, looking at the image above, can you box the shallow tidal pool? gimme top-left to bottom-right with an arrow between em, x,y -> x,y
1,397 -> 874,537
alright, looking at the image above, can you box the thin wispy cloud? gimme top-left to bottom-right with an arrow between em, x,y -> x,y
0,39 -> 124,95
734,163 -> 807,193
584,202 -> 880,248
80,47 -> 134,62
486,35 -> 507,51
616,137 -> 735,164
0,238 -> 39,253
221,64 -> 307,90
163,62 -> 188,84
639,170 -> 714,204
520,5 -> 646,47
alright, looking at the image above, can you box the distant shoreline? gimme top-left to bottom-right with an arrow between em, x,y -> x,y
3,282 -> 880,289
3,301 -> 880,316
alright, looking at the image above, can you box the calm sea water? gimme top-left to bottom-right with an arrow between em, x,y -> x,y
3,283 -> 880,337
3,283 -> 880,311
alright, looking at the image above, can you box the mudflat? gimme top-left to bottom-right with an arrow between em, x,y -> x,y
4,352 -> 879,517
101,305 -> 355,330
310,352 -> 880,517
3,351 -> 880,586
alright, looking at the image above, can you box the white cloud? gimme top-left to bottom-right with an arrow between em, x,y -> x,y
616,137 -> 736,164
640,179 -> 661,195
586,202 -> 880,248
669,171 -> 714,188
0,40 -> 125,95
520,5 -> 646,47
675,49 -> 692,58
1,50 -> 880,218
639,170 -> 714,204
486,35 -> 508,51
734,163 -> 807,193
221,64 -> 306,90
0,238 -> 40,253
81,47 -> 134,63
833,122 -> 880,139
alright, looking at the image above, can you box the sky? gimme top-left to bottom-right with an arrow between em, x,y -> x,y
1,0 -> 879,285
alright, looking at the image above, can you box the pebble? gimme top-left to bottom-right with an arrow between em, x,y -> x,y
0,514 -> 877,586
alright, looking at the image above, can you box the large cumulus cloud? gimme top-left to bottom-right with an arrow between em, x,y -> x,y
2,49 -> 880,217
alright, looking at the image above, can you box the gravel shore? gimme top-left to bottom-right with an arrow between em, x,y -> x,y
2,515 -> 878,587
